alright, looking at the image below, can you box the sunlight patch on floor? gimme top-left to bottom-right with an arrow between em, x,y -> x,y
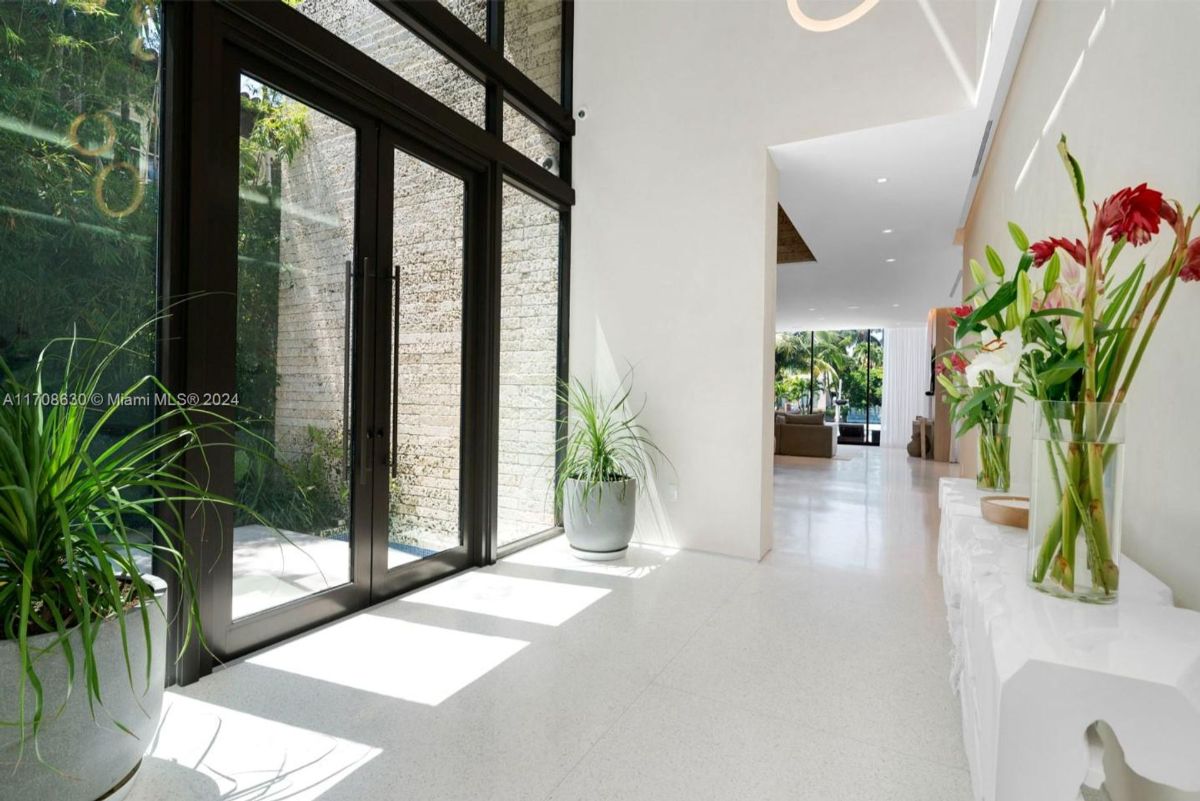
247,613 -> 528,705
401,570 -> 610,626
140,693 -> 380,801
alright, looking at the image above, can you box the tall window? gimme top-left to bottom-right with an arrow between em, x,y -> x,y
0,0 -> 161,430
291,0 -> 486,126
232,76 -> 355,619
775,329 -> 884,444
503,0 -> 563,173
2,0 -> 573,678
497,184 -> 561,547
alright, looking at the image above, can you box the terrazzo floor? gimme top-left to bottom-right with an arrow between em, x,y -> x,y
125,446 -> 969,801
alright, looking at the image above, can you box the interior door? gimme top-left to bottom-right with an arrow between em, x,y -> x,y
367,133 -> 482,600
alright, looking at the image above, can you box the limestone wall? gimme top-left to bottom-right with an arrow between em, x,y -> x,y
498,183 -> 559,545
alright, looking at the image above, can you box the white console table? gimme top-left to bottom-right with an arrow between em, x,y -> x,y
937,478 -> 1200,801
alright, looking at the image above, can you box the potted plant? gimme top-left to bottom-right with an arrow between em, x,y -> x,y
556,375 -> 668,561
0,322 -> 258,800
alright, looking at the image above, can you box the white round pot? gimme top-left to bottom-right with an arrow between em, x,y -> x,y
563,477 -> 636,560
0,576 -> 167,801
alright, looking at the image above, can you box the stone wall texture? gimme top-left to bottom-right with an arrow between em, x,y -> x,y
498,183 -> 559,546
274,105 -> 355,463
504,0 -> 562,173
274,0 -> 562,549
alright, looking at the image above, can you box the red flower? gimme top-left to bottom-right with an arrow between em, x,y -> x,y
948,304 -> 972,328
1030,237 -> 1086,268
1094,183 -> 1164,247
1160,200 -> 1179,228
1180,237 -> 1200,283
936,353 -> 967,375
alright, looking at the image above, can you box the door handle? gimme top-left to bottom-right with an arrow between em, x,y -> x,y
360,428 -> 373,480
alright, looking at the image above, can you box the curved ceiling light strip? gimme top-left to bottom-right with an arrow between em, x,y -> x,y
786,0 -> 881,32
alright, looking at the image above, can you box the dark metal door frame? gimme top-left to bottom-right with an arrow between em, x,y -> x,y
171,13 -> 496,673
193,42 -> 379,661
366,129 -> 487,601
163,0 -> 574,684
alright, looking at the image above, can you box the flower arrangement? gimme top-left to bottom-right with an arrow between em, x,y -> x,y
937,303 -> 1019,492
953,135 -> 1198,602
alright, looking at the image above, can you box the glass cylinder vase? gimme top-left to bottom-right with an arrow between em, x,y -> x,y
1027,402 -> 1125,603
976,422 -> 1012,492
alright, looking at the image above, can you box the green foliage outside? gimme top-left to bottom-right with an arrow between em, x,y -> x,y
235,79 -> 310,435
0,0 -> 161,415
232,80 -> 350,536
774,372 -> 810,407
775,329 -> 882,422
0,3 -> 341,535
234,425 -> 347,533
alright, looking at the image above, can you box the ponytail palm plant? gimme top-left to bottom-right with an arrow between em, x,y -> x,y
555,374 -> 669,509
0,319 -> 262,755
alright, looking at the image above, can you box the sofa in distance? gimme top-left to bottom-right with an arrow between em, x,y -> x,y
774,412 -> 837,458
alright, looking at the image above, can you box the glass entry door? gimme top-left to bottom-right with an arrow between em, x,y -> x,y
213,52 -> 376,658
231,72 -> 359,622
368,137 -> 477,600
209,50 -> 480,659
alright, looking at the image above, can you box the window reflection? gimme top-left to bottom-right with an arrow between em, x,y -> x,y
0,1 -> 161,442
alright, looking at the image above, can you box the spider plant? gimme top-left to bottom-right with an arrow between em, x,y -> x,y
0,318 -> 268,759
554,373 -> 669,509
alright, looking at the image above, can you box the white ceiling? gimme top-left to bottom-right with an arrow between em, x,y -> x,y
771,0 -> 1035,332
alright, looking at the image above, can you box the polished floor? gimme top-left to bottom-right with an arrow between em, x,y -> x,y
128,446 -> 967,801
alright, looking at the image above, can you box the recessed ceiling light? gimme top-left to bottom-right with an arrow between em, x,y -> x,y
808,307 -> 816,311
848,305 -> 860,310
885,258 -> 897,263
892,303 -> 900,308
876,177 -> 888,184
882,228 -> 893,234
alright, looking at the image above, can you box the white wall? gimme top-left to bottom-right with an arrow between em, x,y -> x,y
967,11 -> 1200,794
964,0 -> 1200,614
571,0 -> 986,558
960,8 -> 1200,794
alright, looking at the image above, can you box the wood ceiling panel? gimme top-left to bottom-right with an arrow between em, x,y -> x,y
777,205 -> 815,263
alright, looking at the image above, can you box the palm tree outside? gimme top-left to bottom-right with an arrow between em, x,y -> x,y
774,329 -> 884,435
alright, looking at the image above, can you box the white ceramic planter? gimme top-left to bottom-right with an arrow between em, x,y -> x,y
0,576 -> 167,801
563,477 -> 636,560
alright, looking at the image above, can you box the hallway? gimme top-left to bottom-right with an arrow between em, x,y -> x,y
129,448 -> 968,801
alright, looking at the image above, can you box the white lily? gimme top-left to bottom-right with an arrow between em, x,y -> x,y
965,327 -> 1037,388
1038,276 -> 1088,350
